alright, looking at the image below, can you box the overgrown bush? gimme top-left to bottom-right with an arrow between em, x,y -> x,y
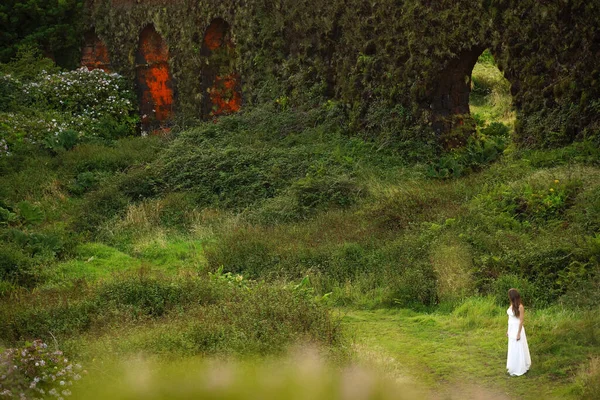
427,133 -> 507,179
473,176 -> 582,226
0,52 -> 138,156
577,357 -> 600,400
73,184 -> 129,233
568,184 -> 600,234
0,340 -> 85,399
391,265 -> 438,308
157,109 -> 367,212
492,274 -> 540,307
0,274 -> 341,356
0,243 -> 35,285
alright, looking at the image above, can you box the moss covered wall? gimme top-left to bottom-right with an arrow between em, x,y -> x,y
83,0 -> 600,146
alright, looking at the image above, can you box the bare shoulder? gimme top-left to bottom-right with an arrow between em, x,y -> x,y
519,304 -> 525,312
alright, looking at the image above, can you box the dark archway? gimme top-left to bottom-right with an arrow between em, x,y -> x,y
81,30 -> 111,72
135,25 -> 174,132
431,47 -> 514,147
431,47 -> 486,146
200,18 -> 241,118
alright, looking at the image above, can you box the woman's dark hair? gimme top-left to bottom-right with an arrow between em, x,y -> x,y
508,288 -> 521,317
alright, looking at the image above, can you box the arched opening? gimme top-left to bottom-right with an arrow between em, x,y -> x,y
200,18 -> 241,118
81,30 -> 111,72
431,47 -> 485,147
432,47 -> 514,147
135,25 -> 174,132
469,49 -> 515,130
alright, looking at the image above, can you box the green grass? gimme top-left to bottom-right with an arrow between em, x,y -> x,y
43,243 -> 141,284
470,49 -> 515,128
1,96 -> 600,398
345,298 -> 600,399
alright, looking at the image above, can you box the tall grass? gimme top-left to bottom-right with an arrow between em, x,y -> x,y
0,272 -> 343,359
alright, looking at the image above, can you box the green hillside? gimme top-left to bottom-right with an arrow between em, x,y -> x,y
0,48 -> 599,400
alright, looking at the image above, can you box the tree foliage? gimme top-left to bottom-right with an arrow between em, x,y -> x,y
0,0 -> 84,67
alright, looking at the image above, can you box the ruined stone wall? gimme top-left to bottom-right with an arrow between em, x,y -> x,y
82,0 -> 600,146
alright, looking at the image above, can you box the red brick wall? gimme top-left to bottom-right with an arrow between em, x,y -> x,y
81,31 -> 111,72
135,25 -> 174,131
202,19 -> 241,117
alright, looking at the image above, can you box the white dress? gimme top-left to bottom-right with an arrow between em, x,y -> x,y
506,306 -> 531,376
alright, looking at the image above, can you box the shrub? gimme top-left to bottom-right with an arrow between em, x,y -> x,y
255,172 -> 363,223
15,201 -> 45,225
68,171 -> 102,196
0,206 -> 18,226
0,46 -> 60,81
568,184 -> 600,233
117,165 -> 161,201
427,133 -> 507,179
471,174 -> 582,227
0,243 -> 35,285
290,172 -> 362,214
363,99 -> 437,162
126,283 -> 340,356
0,275 -> 341,357
391,265 -> 438,308
156,108 -> 367,211
73,185 -> 128,233
0,67 -> 138,155
577,357 -> 600,400
481,122 -> 510,137
0,340 -> 85,399
491,274 -> 540,308
97,276 -> 190,317
61,137 -> 160,174
204,228 -> 278,279
0,74 -> 24,112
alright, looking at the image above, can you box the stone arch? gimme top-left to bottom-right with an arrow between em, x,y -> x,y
431,46 -> 515,146
135,24 -> 174,131
200,18 -> 241,118
81,30 -> 111,72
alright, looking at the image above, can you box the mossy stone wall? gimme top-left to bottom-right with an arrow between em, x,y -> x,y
84,0 -> 600,147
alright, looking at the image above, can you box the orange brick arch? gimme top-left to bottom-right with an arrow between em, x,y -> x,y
135,25 -> 174,131
81,30 -> 111,72
201,19 -> 241,118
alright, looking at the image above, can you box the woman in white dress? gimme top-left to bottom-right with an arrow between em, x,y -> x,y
506,288 -> 531,376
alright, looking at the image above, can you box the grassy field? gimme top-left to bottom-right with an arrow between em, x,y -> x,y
1,50 -> 599,399
347,304 -> 599,399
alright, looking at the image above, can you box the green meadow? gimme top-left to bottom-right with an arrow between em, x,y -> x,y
1,50 -> 599,399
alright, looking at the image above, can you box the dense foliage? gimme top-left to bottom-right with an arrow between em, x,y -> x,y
0,0 -> 83,67
0,340 -> 84,399
0,50 -> 138,156
1,13 -> 599,399
82,0 -> 600,147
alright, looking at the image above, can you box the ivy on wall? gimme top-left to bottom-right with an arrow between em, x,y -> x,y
11,0 -> 599,148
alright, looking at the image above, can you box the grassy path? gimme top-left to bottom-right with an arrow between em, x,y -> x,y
343,308 -> 577,400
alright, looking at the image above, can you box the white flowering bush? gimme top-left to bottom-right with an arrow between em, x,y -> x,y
0,67 -> 138,156
25,68 -> 136,120
0,340 -> 85,399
